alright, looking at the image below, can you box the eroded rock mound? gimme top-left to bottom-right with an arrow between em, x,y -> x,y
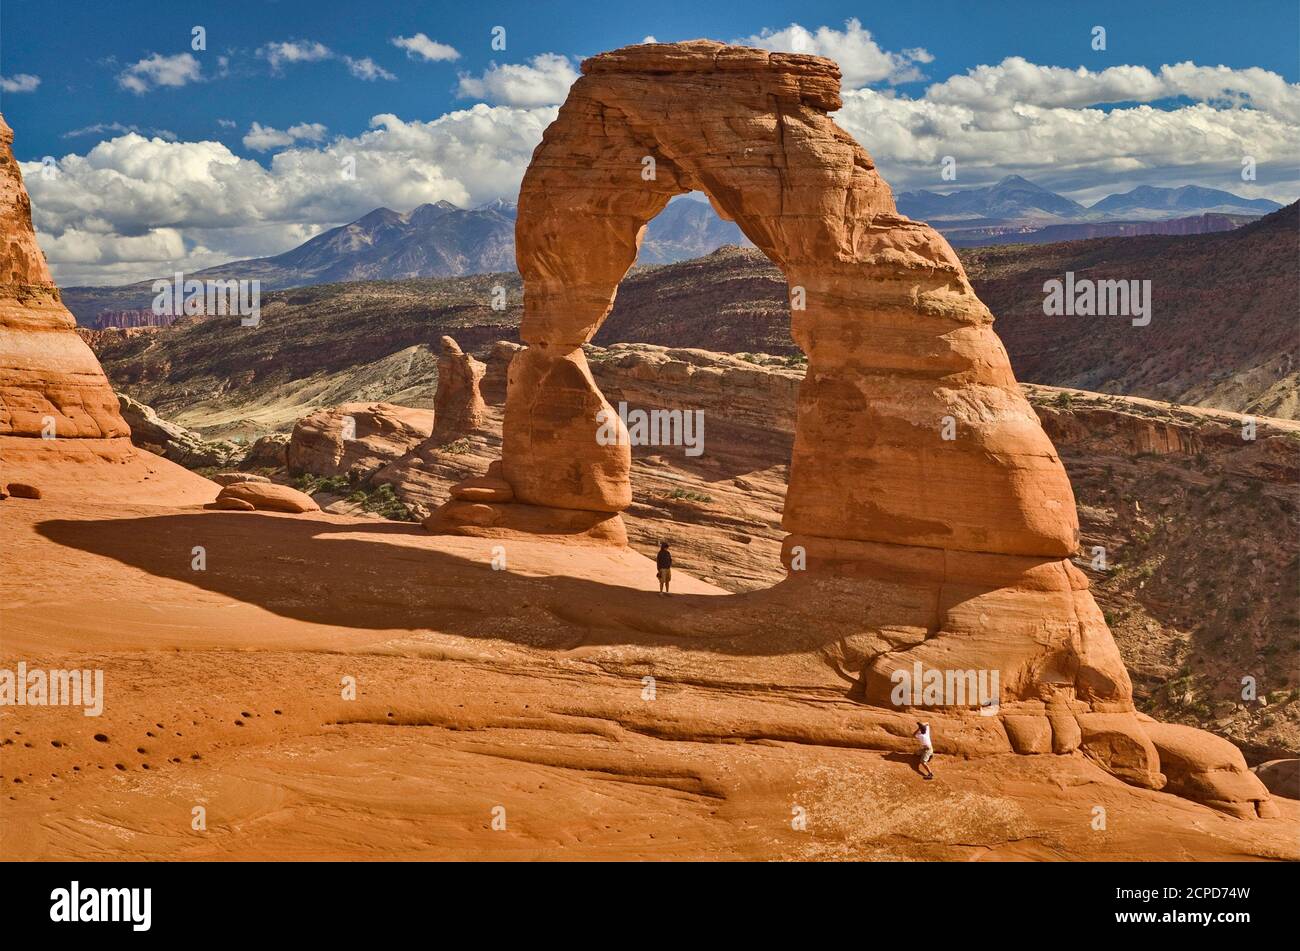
287,402 -> 434,478
117,392 -> 242,468
212,482 -> 320,514
0,114 -> 213,504
0,116 -> 127,441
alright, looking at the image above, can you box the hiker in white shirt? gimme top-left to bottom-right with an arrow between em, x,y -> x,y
913,721 -> 935,780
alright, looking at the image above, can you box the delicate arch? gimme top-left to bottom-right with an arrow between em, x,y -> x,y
499,40 -> 1078,563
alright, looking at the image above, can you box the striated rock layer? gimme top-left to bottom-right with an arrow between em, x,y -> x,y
0,113 -> 213,503
0,115 -> 127,440
426,43 -> 1273,816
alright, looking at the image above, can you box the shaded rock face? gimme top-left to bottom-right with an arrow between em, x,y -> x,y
287,402 -> 434,478
116,392 -> 242,468
0,115 -> 128,440
427,42 -> 1271,815
242,432 -> 290,470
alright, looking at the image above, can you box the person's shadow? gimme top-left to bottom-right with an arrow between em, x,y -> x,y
883,751 -> 929,777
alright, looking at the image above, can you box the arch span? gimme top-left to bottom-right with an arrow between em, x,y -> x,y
491,41 -> 1077,560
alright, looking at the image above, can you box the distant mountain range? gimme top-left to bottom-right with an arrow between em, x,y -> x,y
61,197 -> 748,324
897,175 -> 1281,221
82,203 -> 1299,426
895,176 -> 1283,244
60,178 -> 1285,324
898,175 -> 1088,221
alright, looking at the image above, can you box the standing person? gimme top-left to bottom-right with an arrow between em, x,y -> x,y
656,541 -> 673,595
913,721 -> 934,780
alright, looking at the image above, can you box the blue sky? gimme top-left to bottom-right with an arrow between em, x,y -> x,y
2,0 -> 1297,284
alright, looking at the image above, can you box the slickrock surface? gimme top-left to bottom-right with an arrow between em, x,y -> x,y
4,497 -> 1297,860
287,402 -> 434,479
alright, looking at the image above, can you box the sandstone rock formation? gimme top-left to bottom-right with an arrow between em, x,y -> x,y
422,42 -> 1274,816
242,432 -> 291,470
0,116 -> 127,441
0,113 -> 213,504
429,335 -> 486,445
213,481 -> 320,514
480,341 -> 523,404
117,392 -> 242,468
212,472 -> 271,486
1252,759 -> 1299,800
288,402 -> 434,479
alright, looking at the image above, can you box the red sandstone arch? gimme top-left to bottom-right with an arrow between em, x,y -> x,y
496,41 -> 1078,563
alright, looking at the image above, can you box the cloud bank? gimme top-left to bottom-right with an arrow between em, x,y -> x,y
24,22 -> 1300,285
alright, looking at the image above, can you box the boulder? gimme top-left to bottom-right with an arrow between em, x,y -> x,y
1077,713 -> 1165,790
425,500 -> 626,546
1251,759 -> 1300,800
5,481 -> 40,499
207,495 -> 255,511
215,482 -> 320,514
449,475 -> 514,503
1143,721 -> 1276,818
1002,715 -> 1053,755
242,432 -> 290,470
287,402 -> 434,478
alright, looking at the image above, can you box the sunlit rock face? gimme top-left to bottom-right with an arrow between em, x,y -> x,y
0,115 -> 128,440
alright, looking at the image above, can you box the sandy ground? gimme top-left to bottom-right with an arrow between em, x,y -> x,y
2,468 -> 1298,861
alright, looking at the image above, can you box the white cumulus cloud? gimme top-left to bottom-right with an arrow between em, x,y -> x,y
258,40 -> 333,74
738,18 -> 933,87
26,106 -> 556,285
344,56 -> 396,81
242,122 -> 328,152
924,57 -> 1300,123
457,53 -> 578,107
117,53 -> 203,94
392,33 -> 460,62
1,73 -> 41,93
